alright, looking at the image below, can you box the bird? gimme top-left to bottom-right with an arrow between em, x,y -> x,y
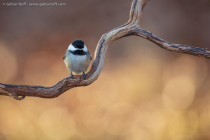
63,40 -> 92,78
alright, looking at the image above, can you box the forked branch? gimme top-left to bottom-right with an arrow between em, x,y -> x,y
0,0 -> 209,100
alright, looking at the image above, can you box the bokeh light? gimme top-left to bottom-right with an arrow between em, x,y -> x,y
0,0 -> 210,140
0,41 -> 17,83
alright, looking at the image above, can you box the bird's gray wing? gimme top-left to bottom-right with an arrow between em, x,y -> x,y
63,50 -> 68,60
63,54 -> 66,60
87,51 -> 92,60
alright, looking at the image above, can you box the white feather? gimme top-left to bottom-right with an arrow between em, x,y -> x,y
67,44 -> 88,52
64,52 -> 91,74
67,44 -> 77,51
83,45 -> 88,52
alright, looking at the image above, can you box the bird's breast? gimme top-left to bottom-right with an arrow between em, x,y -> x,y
64,53 -> 91,74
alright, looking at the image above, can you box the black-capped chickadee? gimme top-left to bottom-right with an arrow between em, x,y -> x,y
63,40 -> 92,77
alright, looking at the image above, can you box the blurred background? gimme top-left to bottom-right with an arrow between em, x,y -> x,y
0,0 -> 210,139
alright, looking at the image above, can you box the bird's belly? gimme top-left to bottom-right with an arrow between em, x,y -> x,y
65,55 -> 90,74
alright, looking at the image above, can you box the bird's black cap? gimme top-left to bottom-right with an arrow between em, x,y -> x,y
72,40 -> 84,49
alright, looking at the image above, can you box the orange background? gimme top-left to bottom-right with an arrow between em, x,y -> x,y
0,0 -> 210,139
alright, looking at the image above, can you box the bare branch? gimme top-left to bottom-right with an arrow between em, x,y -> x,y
0,0 -> 209,100
125,28 -> 210,58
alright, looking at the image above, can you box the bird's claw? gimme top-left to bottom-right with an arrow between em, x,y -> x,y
83,72 -> 86,78
70,72 -> 74,78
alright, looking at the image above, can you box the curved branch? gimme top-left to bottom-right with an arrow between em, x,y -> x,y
125,28 -> 210,58
0,0 -> 209,100
128,0 -> 149,25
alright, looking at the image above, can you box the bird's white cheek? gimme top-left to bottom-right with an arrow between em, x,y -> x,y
83,45 -> 88,52
67,44 -> 77,51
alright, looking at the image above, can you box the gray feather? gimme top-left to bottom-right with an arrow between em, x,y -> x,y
63,50 -> 68,60
87,51 -> 92,60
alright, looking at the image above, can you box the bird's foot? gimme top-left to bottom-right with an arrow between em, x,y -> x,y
70,72 -> 74,78
83,72 -> 86,78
